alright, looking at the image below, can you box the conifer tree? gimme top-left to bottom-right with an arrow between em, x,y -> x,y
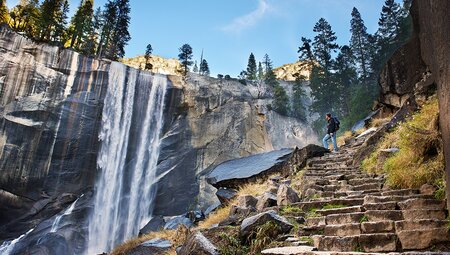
257,62 -> 264,80
37,0 -> 69,42
97,0 -> 116,58
0,0 -> 8,23
297,37 -> 315,63
273,85 -> 289,115
107,0 -> 130,60
246,53 -> 257,80
200,59 -> 210,76
262,54 -> 278,87
192,61 -> 198,73
178,43 -> 193,75
308,18 -> 339,115
144,43 -> 153,71
9,0 -> 39,37
350,7 -> 371,84
333,45 -> 357,116
291,74 -> 307,122
69,0 -> 94,50
378,0 -> 402,41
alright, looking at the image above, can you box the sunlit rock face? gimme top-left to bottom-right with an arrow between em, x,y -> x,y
0,24 -> 318,254
273,61 -> 312,81
153,74 -> 318,215
121,55 -> 183,76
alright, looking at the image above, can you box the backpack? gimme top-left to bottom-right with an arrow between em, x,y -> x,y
333,117 -> 340,131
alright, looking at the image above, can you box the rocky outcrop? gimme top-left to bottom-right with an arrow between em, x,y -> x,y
378,0 -> 450,207
121,55 -> 183,76
273,61 -> 311,81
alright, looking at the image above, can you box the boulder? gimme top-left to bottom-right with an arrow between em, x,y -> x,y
237,195 -> 258,208
140,215 -> 166,235
215,188 -> 237,205
163,215 -> 193,230
420,184 -> 437,195
229,205 -> 255,218
276,184 -> 300,206
178,232 -> 219,255
206,149 -> 294,189
256,192 -> 277,211
240,210 -> 293,239
127,238 -> 171,255
186,210 -> 205,223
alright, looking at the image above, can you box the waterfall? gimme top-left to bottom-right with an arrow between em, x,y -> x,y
50,195 -> 82,233
86,62 -> 168,254
0,228 -> 34,255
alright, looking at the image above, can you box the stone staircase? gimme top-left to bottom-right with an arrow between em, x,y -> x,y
267,138 -> 450,254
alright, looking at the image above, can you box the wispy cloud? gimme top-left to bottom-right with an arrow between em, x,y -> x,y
222,0 -> 270,34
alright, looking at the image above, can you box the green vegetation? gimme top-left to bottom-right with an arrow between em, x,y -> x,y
178,44 -> 193,76
248,221 -> 282,254
246,53 -> 257,80
362,98 -> 444,190
322,204 -> 346,210
144,43 -> 153,71
305,208 -> 321,218
359,215 -> 369,223
199,59 -> 210,76
218,232 -> 249,255
280,205 -> 303,216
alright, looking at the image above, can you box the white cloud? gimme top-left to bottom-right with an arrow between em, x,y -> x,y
222,0 -> 270,34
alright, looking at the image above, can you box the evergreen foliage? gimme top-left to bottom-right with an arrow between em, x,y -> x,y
199,59 -> 210,76
350,7 -> 371,84
262,54 -> 278,87
273,85 -> 289,115
291,74 -> 307,122
192,61 -> 198,73
0,0 -> 8,23
178,43 -> 193,75
69,0 -> 94,51
246,53 -> 257,80
144,43 -> 153,71
37,0 -> 69,42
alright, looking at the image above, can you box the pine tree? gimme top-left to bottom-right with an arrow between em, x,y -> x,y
262,54 -> 278,87
308,18 -> 339,115
0,0 -> 8,23
291,74 -> 307,121
200,59 -> 210,76
246,53 -> 257,80
178,44 -> 193,75
144,43 -> 153,71
333,45 -> 357,116
37,0 -> 69,42
378,0 -> 402,41
107,0 -> 130,60
273,85 -> 289,115
192,61 -> 198,73
350,7 -> 371,84
257,62 -> 264,80
69,0 -> 94,50
9,0 -> 39,37
297,37 -> 315,63
97,1 -> 116,58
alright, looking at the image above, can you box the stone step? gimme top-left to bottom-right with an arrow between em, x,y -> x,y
395,219 -> 450,231
363,201 -> 398,210
326,212 -> 365,225
324,223 -> 361,236
291,198 -> 364,211
398,198 -> 446,210
402,209 -> 446,220
364,194 -> 434,204
380,189 -> 420,196
306,216 -> 326,228
347,178 -> 384,186
261,246 -> 317,255
308,157 -> 352,165
313,233 -> 398,252
365,210 -> 403,221
361,220 -> 395,233
316,205 -> 362,216
397,228 -> 450,250
352,183 -> 383,192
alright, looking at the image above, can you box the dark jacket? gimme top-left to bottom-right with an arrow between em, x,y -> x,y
327,117 -> 336,134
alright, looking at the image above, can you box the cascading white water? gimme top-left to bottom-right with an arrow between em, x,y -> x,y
50,195 -> 82,233
87,62 -> 167,254
0,228 -> 34,255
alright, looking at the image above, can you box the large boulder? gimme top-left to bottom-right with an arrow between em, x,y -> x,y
139,215 -> 166,235
206,149 -> 294,189
126,238 -> 171,255
240,210 -> 293,239
178,232 -> 219,255
277,184 -> 300,206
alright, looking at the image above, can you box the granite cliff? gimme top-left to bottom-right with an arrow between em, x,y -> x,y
0,24 -> 318,254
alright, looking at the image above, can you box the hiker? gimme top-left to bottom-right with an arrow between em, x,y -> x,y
322,113 -> 339,152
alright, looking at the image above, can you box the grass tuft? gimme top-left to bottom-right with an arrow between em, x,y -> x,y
362,97 -> 444,190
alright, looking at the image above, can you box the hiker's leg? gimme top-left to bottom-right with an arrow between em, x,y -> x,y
332,133 -> 338,151
322,134 -> 330,149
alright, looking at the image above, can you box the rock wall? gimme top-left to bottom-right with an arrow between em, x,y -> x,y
378,0 -> 449,206
0,24 -> 319,249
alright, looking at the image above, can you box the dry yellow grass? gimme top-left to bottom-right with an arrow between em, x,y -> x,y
370,116 -> 392,128
110,225 -> 189,255
337,131 -> 353,147
362,97 -> 444,189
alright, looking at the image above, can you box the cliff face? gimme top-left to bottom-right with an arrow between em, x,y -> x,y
0,24 -> 318,252
378,0 -> 449,205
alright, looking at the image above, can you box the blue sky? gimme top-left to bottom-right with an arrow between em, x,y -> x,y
6,0 -> 400,76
